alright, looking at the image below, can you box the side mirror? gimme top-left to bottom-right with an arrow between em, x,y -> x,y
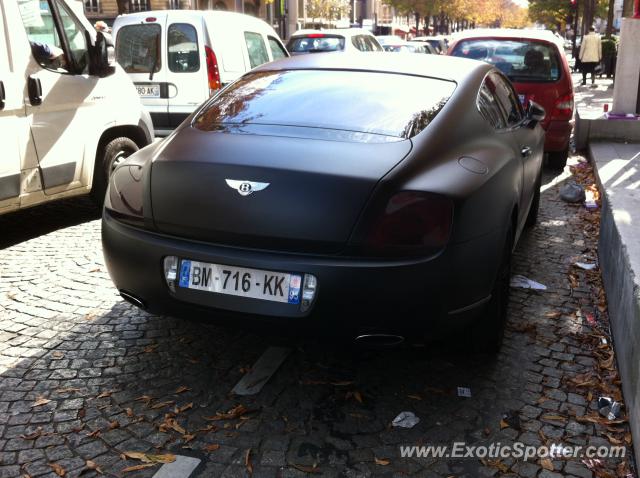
88,31 -> 116,78
527,100 -> 546,123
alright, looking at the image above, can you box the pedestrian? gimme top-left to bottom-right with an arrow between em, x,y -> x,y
579,26 -> 602,85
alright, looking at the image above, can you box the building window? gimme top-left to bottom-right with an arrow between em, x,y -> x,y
85,0 -> 101,13
130,0 -> 150,12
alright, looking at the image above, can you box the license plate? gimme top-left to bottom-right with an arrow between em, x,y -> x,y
136,84 -> 160,98
178,260 -> 302,304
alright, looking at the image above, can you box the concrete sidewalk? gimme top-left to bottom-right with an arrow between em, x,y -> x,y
590,141 -> 640,470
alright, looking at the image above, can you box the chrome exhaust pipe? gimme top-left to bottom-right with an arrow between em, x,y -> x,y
354,334 -> 405,347
119,290 -> 147,310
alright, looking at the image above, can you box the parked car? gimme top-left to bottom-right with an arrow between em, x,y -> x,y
377,37 -> 430,54
0,0 -> 153,216
113,10 -> 288,136
102,53 -> 545,353
448,29 -> 573,168
286,29 -> 383,55
407,41 -> 437,54
413,35 -> 448,54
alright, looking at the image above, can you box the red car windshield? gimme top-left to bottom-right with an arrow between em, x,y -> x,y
450,39 -> 562,83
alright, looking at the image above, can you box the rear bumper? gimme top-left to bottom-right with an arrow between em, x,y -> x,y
101,211 -> 505,337
544,119 -> 572,152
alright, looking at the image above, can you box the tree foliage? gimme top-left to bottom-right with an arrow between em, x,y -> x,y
306,0 -> 352,21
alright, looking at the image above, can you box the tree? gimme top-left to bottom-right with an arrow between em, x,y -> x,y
306,0 -> 351,23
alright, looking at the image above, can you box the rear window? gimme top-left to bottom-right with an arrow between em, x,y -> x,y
193,70 -> 456,139
168,23 -> 199,73
116,24 -> 161,73
450,39 -> 562,82
286,35 -> 345,53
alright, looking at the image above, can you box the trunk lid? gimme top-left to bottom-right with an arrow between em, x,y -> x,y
150,127 -> 412,253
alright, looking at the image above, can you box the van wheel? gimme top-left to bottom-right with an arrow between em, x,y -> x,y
468,226 -> 512,355
91,137 -> 139,206
547,148 -> 568,170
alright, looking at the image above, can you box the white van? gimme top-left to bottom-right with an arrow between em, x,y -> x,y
113,10 -> 289,136
0,0 -> 154,216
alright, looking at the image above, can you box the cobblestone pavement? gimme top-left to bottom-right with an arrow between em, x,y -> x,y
0,155 -> 635,478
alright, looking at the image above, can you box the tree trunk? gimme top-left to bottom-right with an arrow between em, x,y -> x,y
415,12 -> 420,37
606,0 -> 615,36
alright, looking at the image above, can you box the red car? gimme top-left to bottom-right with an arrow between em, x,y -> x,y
448,29 -> 574,168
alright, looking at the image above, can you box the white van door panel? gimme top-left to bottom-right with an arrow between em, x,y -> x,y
18,0 -> 95,195
165,20 -> 208,127
114,16 -> 168,131
0,2 -> 23,209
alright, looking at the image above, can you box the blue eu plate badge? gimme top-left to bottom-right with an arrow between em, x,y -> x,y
288,275 -> 302,304
179,260 -> 191,288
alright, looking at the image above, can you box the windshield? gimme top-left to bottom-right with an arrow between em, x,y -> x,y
116,24 -> 162,73
450,39 -> 562,82
193,70 -> 456,139
286,35 -> 345,53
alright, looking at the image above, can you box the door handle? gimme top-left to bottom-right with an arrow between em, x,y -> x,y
521,146 -> 532,157
0,81 -> 5,110
28,76 -> 42,106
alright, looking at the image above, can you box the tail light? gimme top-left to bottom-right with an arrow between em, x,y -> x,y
365,192 -> 453,257
205,45 -> 221,94
550,92 -> 574,121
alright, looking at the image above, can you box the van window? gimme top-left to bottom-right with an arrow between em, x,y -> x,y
56,0 -> 89,73
168,23 -> 200,73
268,36 -> 287,60
116,24 -> 162,74
244,32 -> 269,69
18,0 -> 66,71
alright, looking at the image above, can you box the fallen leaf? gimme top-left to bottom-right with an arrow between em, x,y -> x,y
122,451 -> 176,464
20,428 -> 43,440
175,386 -> 190,394
374,457 -> 390,466
545,311 -> 562,319
205,405 -> 251,421
331,381 -> 354,386
177,402 -> 193,414
52,351 -> 64,359
292,464 -> 321,474
245,448 -> 253,475
604,433 -> 623,445
182,434 -> 195,443
55,388 -> 81,394
353,391 -> 363,403
96,391 -> 112,399
108,420 -> 119,430
198,424 -> 218,433
79,460 -> 103,475
499,419 -> 509,430
32,397 -> 51,408
122,464 -> 155,472
408,394 -> 422,401
135,395 -> 153,404
125,408 -> 134,418
49,463 -> 66,477
540,458 -> 554,471
541,414 -> 568,423
144,344 -> 159,353
165,418 -> 186,435
481,459 -> 509,473
204,444 -> 220,452
86,429 -> 101,438
151,400 -> 175,410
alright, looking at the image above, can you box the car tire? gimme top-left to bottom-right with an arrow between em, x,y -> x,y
547,148 -> 568,170
525,171 -> 542,228
91,137 -> 139,206
468,225 -> 513,355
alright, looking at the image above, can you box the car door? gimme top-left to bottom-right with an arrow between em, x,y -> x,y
17,0 -> 96,195
0,1 -> 24,210
489,72 -> 543,223
165,20 -> 206,128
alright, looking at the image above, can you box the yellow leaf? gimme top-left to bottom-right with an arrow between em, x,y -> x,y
85,460 -> 103,474
175,386 -> 190,394
374,457 -> 390,466
353,391 -> 363,403
183,434 -> 195,443
32,397 -> 51,408
146,454 -> 176,464
52,351 -> 64,359
144,344 -> 159,353
499,419 -> 509,429
540,458 -> 554,471
125,408 -> 134,418
96,391 -> 112,399
204,444 -> 220,452
49,463 -> 66,477
122,451 -> 148,461
178,402 -> 193,413
245,448 -> 253,475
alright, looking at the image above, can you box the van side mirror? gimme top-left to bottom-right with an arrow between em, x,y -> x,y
88,31 -> 116,78
527,100 -> 546,123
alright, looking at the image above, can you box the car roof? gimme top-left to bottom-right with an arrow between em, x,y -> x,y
252,52 -> 489,82
450,28 -> 563,48
289,28 -> 374,38
114,10 -> 273,32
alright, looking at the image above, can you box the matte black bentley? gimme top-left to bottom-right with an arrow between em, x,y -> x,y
102,53 -> 545,352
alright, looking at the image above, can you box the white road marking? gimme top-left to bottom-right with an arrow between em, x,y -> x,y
152,455 -> 201,478
231,346 -> 291,396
